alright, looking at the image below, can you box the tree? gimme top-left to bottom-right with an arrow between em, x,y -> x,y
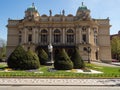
38,48 -> 48,65
7,45 -> 40,70
54,48 -> 73,70
0,38 -> 6,47
0,38 -> 6,61
7,45 -> 26,69
22,50 -> 40,70
111,37 -> 120,61
71,48 -> 85,69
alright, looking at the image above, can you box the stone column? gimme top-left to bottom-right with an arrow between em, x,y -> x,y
76,27 -> 80,44
62,28 -> 65,44
49,28 -> 52,43
79,27 -> 82,43
87,27 -> 90,44
32,27 -> 36,43
36,29 -> 39,44
51,28 -> 54,43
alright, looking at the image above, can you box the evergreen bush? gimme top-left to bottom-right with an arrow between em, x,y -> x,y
38,48 -> 48,65
54,48 -> 73,70
71,48 -> 85,69
7,45 -> 40,70
7,45 -> 26,69
22,50 -> 40,70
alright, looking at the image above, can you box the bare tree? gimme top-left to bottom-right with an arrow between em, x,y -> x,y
0,38 -> 6,47
0,38 -> 6,61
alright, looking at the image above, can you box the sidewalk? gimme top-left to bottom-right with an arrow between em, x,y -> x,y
92,61 -> 120,67
111,62 -> 120,66
0,78 -> 120,86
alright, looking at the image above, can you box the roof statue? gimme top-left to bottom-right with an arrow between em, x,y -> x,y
62,10 -> 65,16
49,10 -> 52,16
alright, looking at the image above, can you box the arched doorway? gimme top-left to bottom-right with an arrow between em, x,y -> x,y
40,29 -> 48,44
54,29 -> 61,44
66,29 -> 74,44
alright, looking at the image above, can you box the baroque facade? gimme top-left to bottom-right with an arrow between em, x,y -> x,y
7,3 -> 112,62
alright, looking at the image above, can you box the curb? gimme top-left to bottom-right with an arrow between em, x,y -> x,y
0,84 -> 119,86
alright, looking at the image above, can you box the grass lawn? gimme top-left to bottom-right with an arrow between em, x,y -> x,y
0,62 -> 120,78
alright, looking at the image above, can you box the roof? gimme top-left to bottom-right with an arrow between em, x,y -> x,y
77,2 -> 89,11
26,3 -> 37,12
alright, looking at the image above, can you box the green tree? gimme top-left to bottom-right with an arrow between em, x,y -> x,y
7,45 -> 26,69
7,45 -> 40,70
22,50 -> 40,70
38,48 -> 48,65
71,48 -> 85,69
111,37 -> 120,61
54,48 -> 73,70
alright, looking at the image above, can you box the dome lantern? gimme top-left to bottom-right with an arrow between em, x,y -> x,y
26,3 -> 37,12
77,2 -> 89,12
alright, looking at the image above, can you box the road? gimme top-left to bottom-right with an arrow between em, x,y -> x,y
0,86 -> 120,90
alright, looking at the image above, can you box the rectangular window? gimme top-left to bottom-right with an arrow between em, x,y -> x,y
28,34 -> 32,42
19,35 -> 22,44
94,36 -> 98,45
82,34 -> 86,42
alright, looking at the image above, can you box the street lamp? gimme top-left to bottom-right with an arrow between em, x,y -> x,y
47,43 -> 53,65
87,47 -> 91,63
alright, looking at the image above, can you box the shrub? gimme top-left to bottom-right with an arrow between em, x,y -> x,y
71,48 -> 85,69
7,45 -> 40,70
21,50 -> 40,70
7,45 -> 26,69
38,48 -> 48,65
54,48 -> 73,70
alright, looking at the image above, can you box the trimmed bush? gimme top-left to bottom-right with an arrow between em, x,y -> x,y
7,45 -> 26,69
38,48 -> 48,65
21,50 -> 40,70
54,48 -> 73,70
7,45 -> 40,70
71,48 -> 85,69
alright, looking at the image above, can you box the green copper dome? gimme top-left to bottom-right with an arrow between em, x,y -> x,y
77,2 -> 88,11
78,6 -> 87,11
27,3 -> 37,12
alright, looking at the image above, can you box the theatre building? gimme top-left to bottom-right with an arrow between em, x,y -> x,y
7,3 -> 112,63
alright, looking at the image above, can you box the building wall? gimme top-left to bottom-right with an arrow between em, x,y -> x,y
6,4 -> 112,63
97,19 -> 111,62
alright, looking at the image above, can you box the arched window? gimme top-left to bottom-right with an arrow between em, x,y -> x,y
41,29 -> 48,43
54,29 -> 61,43
66,29 -> 74,43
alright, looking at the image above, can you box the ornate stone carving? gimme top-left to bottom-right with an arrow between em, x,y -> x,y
79,11 -> 91,20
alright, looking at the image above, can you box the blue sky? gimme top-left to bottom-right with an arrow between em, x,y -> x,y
0,0 -> 120,41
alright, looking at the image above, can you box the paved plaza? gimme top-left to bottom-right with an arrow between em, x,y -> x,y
0,78 -> 120,86
0,78 -> 120,90
0,86 -> 120,90
92,62 -> 120,67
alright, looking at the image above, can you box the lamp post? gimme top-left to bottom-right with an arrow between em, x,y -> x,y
47,43 -> 53,65
87,47 -> 91,63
